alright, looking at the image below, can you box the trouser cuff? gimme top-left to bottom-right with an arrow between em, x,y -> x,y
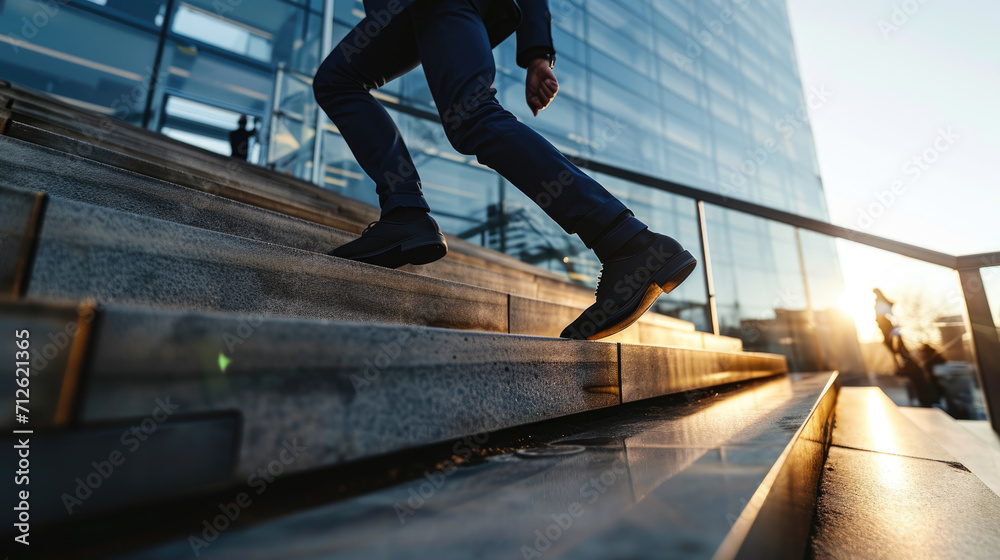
591,212 -> 647,262
380,185 -> 430,216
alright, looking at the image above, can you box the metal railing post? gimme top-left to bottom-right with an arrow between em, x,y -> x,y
696,200 -> 720,336
312,0 -> 336,185
958,267 -> 1000,433
262,63 -> 286,168
795,228 -> 827,371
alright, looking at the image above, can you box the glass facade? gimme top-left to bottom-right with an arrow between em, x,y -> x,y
0,0 -> 322,136
0,0 -> 853,369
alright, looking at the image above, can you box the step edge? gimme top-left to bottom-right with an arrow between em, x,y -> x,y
712,371 -> 840,560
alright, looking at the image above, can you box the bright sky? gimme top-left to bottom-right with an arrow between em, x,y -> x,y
785,0 -> 1000,341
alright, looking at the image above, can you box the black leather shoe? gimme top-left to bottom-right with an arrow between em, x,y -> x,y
331,213 -> 448,269
561,234 -> 697,340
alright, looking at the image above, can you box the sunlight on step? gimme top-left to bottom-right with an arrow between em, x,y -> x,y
867,390 -> 906,491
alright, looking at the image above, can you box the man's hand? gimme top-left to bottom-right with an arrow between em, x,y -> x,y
526,57 -> 558,116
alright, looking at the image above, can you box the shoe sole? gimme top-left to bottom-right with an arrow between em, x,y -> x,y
350,234 -> 448,269
583,250 -> 698,341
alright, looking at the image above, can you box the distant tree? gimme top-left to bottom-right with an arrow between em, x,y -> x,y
890,286 -> 960,349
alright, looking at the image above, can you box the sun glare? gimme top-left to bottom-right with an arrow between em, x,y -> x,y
838,289 -> 881,343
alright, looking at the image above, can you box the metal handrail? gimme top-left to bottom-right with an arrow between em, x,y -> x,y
374,94 -> 999,269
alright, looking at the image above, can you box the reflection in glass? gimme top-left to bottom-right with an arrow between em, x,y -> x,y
173,0 -> 323,75
0,0 -> 161,124
160,95 -> 257,158
266,69 -> 317,179
705,205 -> 814,369
798,230 -> 865,374
171,4 -> 274,63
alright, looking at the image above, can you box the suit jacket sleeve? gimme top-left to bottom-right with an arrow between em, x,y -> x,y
515,0 -> 556,68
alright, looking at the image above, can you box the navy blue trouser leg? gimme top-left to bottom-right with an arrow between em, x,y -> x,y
313,14 -> 428,214
314,0 -> 646,251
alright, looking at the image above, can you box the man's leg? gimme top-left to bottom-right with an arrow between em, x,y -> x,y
313,15 -> 426,214
409,0 -> 697,339
408,0 -> 643,258
314,14 -> 448,268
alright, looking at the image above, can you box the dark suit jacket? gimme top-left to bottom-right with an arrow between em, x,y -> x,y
362,0 -> 555,68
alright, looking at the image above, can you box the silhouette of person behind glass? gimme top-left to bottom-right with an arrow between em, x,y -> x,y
874,288 -> 912,370
229,115 -> 258,161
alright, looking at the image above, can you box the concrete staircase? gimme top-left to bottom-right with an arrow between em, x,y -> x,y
810,388 -> 1000,559
898,407 -> 1000,496
0,80 -> 852,559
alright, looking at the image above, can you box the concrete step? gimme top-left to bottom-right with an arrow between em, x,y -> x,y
0,299 -> 786,531
0,85 -> 591,285
958,420 -> 1000,453
0,116 -> 694,330
50,371 -> 833,560
4,184 -> 734,348
0,184 -> 44,296
1,108 -> 353,225
24,191 -> 510,331
899,407 -> 1000,496
0,134 -> 542,302
810,388 -> 1000,559
0,83 -> 364,216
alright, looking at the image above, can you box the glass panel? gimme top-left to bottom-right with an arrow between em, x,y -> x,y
317,107 -> 499,228
157,39 -> 273,119
705,205 -> 814,370
172,4 -> 276,64
266,70 -> 317,180
160,95 -> 261,159
320,126 -> 376,206
79,0 -> 167,28
170,0 -> 323,75
797,229 -> 865,374
0,0 -> 161,125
